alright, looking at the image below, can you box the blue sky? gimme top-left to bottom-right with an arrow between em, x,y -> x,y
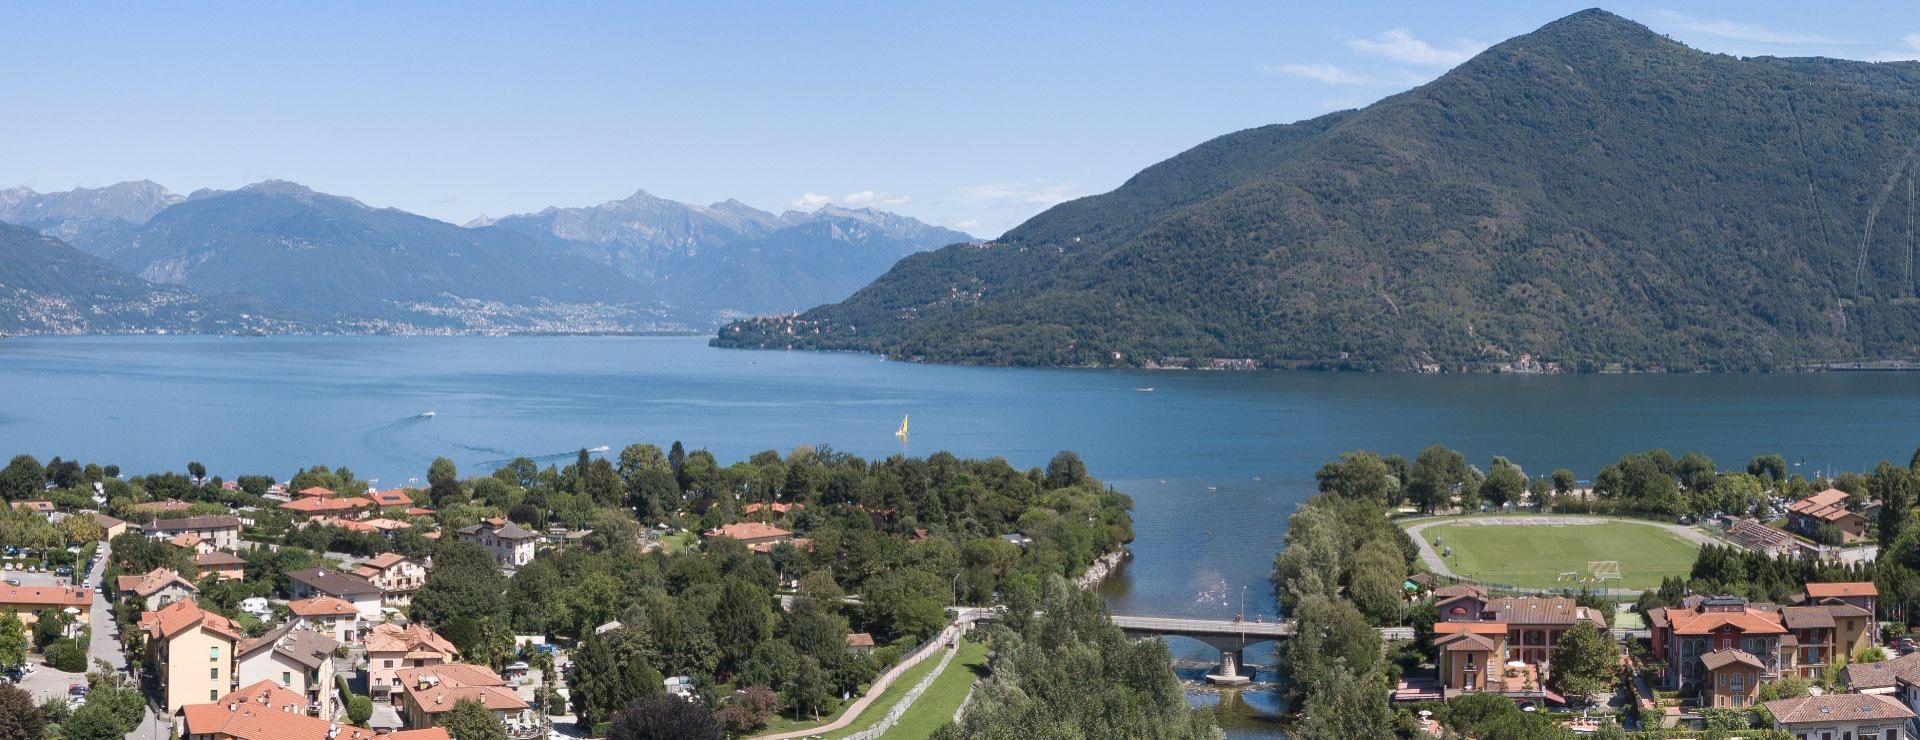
2,2 -> 1917,236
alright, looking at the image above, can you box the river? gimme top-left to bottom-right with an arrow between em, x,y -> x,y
6,335 -> 1920,735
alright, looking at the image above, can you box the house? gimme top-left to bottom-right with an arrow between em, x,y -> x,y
846,633 -> 875,654
1434,586 -> 1608,668
1698,648 -> 1763,708
92,513 -> 131,539
295,486 -> 337,499
196,551 -> 248,581
140,599 -> 244,713
115,567 -> 198,611
365,623 -> 460,702
279,496 -> 374,521
1843,651 -> 1920,695
0,585 -> 91,639
1646,595 -> 1787,691
170,532 -> 219,555
350,553 -> 427,607
1764,694 -> 1914,739
1776,606 -> 1841,678
287,596 -> 362,645
1433,621 -> 1510,694
235,625 -> 340,718
369,488 -> 414,512
285,567 -> 384,622
10,500 -> 54,514
743,502 -> 800,519
1803,582 -> 1879,658
145,515 -> 243,550
1786,488 -> 1871,542
456,519 -> 539,568
706,521 -> 793,549
177,690 -> 452,740
395,663 -> 536,735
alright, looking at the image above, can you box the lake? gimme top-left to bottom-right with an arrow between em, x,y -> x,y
6,334 -> 1920,733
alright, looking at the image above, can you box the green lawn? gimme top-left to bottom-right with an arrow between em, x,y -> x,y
820,642 -> 956,738
658,531 -> 695,554
1418,519 -> 1701,590
883,639 -> 989,739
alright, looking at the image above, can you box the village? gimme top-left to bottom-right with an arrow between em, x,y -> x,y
0,447 -> 1129,739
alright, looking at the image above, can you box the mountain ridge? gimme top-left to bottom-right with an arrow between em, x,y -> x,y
716,9 -> 1920,372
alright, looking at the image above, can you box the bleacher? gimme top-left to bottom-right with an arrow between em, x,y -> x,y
1725,518 -> 1803,555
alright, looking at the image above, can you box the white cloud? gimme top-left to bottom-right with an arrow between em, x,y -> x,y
1346,29 -> 1487,67
1261,62 -> 1427,86
1649,10 -> 1845,46
840,189 -> 912,207
790,192 -> 833,209
1871,34 -> 1920,61
790,189 -> 914,210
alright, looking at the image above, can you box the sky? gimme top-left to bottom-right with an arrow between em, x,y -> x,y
2,2 -> 1918,237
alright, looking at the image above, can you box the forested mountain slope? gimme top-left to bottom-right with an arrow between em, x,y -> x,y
718,9 -> 1920,371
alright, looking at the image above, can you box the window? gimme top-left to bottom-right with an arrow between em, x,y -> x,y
282,671 -> 292,684
384,660 -> 394,668
210,646 -> 220,660
209,668 -> 218,679
211,690 -> 219,701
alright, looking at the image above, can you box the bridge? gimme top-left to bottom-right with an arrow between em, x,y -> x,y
1109,614 -> 1414,684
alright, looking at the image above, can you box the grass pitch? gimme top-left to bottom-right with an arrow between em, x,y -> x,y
1419,519 -> 1700,590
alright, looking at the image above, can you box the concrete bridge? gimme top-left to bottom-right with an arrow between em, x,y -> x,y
1109,614 -> 1414,684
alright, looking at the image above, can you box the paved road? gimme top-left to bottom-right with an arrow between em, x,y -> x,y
1109,614 -> 1295,637
82,538 -> 166,738
1402,515 -> 1725,596
752,608 -> 992,740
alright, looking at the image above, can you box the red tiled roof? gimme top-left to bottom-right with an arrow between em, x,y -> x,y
1787,489 -> 1864,523
0,585 -> 93,609
370,489 -> 413,506
296,486 -> 337,498
180,697 -> 451,740
281,497 -> 373,514
116,567 -> 196,597
1805,582 -> 1878,599
1666,608 -> 1787,636
397,664 -> 528,713
140,598 -> 242,642
1766,694 -> 1915,725
288,596 -> 358,617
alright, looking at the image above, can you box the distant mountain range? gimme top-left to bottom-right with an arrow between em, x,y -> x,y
717,9 -> 1920,372
484,191 -> 973,317
0,181 -> 970,334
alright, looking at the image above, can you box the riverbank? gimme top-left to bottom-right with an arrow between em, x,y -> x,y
1077,548 -> 1129,588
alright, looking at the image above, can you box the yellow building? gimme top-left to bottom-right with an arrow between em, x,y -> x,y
0,584 -> 92,640
139,598 -> 243,713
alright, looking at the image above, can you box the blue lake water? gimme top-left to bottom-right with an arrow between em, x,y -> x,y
6,334 -> 1920,734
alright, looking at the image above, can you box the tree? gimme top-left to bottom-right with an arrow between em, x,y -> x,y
1406,445 -> 1469,513
411,541 -> 507,626
607,694 -> 723,740
1750,454 -> 1788,484
1478,460 -> 1526,510
0,456 -> 40,501
1295,665 -> 1395,739
1043,451 -> 1088,489
1284,595 -> 1381,703
1316,452 -> 1397,505
1551,468 -> 1577,495
567,626 -> 664,730
0,683 -> 42,740
714,686 -> 779,735
439,697 -> 506,740
711,578 -> 772,676
1549,622 -> 1617,701
347,694 -> 374,725
787,657 -> 834,721
0,614 -> 23,671
186,461 -> 207,482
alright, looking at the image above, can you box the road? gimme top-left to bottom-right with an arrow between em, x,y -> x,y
81,537 -> 166,738
752,607 -> 993,740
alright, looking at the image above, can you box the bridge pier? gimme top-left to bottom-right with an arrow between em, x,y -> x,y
1205,648 -> 1250,685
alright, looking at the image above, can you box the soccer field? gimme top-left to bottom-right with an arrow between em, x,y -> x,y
1417,519 -> 1702,590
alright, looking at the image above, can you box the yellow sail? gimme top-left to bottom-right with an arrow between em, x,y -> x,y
896,414 -> 910,438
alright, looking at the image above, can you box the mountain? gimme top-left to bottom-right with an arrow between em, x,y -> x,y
86,181 -> 667,332
0,222 -> 299,334
488,191 -> 972,318
0,180 -> 183,244
716,9 -> 1920,372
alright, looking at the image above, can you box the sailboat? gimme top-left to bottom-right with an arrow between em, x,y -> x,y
895,415 -> 910,439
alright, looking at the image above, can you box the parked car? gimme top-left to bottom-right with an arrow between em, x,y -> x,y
2,579 -> 17,587
67,683 -> 86,698
54,566 -> 72,576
